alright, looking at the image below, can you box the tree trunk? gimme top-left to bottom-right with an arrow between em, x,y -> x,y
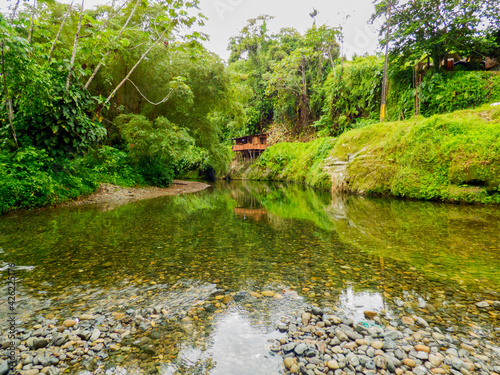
10,0 -> 21,23
1,40 -> 18,148
85,0 -> 141,89
103,28 -> 169,107
49,0 -> 74,63
65,0 -> 84,91
299,59 -> 309,132
28,0 -> 36,44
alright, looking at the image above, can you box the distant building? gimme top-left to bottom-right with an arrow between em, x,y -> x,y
231,134 -> 268,160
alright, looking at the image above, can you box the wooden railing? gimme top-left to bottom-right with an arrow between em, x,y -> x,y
232,144 -> 267,152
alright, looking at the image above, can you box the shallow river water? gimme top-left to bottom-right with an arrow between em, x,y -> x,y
0,181 -> 499,374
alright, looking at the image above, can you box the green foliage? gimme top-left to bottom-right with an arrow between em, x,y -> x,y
388,70 -> 500,119
330,105 -> 500,204
0,146 -> 145,215
246,137 -> 336,190
419,72 -> 500,115
227,18 -> 340,137
319,56 -> 383,135
0,15 -> 106,155
0,148 -> 57,214
115,114 -> 229,184
371,0 -> 499,70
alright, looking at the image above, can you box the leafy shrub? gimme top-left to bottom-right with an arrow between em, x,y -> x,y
0,148 -> 56,214
387,70 -> 500,120
136,156 -> 174,187
0,31 -> 106,155
0,146 -> 145,215
318,56 -> 383,135
116,114 -> 231,184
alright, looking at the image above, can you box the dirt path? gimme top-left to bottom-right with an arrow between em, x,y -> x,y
64,180 -> 211,206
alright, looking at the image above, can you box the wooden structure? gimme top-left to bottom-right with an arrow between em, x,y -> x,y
231,134 -> 268,160
233,207 -> 268,221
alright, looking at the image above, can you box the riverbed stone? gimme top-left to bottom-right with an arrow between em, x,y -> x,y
327,360 -> 340,370
428,354 -> 442,367
34,339 -> 49,349
475,301 -> 489,308
0,360 -> 8,375
63,320 -> 77,328
375,355 -> 387,369
451,358 -> 464,370
294,343 -> 308,355
284,357 -> 296,369
404,359 -> 417,368
371,340 -> 384,350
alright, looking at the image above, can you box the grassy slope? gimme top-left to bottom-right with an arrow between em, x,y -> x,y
331,104 -> 500,203
243,105 -> 500,204
243,137 -> 336,191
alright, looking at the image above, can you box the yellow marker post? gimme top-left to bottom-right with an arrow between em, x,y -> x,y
380,104 -> 386,122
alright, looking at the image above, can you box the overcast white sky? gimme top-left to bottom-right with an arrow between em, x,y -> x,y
198,0 -> 383,61
0,0 -> 383,61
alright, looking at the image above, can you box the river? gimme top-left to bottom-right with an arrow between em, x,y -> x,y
0,181 -> 499,374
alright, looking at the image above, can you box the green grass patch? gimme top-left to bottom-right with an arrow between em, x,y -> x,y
330,104 -> 500,203
245,137 -> 336,190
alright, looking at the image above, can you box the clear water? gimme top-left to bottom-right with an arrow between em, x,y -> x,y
1,180 -> 499,374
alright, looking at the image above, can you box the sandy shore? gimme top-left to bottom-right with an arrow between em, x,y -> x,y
63,180 -> 211,206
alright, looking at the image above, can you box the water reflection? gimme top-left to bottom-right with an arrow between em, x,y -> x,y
208,310 -> 283,375
338,287 -> 387,322
0,180 -> 499,373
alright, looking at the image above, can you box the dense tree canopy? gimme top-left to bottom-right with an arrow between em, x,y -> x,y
372,0 -> 500,69
227,15 -> 341,136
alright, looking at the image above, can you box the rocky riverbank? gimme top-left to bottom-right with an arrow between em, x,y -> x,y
3,297 -> 499,375
271,304 -> 500,375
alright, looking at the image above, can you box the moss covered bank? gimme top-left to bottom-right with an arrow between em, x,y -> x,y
230,105 -> 500,204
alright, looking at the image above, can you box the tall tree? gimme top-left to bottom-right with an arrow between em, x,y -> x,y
372,0 -> 499,70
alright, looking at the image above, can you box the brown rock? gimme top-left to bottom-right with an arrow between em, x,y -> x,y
403,358 -> 417,368
63,319 -> 77,328
79,314 -> 94,321
114,313 -> 126,320
290,364 -> 299,374
222,295 -> 233,305
371,340 -> 384,350
364,311 -> 378,319
356,338 -> 368,346
415,344 -> 430,353
431,369 -> 446,374
284,357 -> 295,369
261,291 -> 275,297
401,316 -> 415,325
302,312 -> 312,326
345,342 -> 358,350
